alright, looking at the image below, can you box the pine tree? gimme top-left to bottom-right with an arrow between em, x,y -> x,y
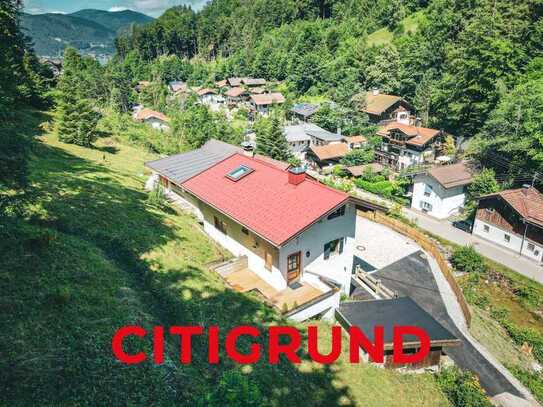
56,96 -> 100,147
255,116 -> 292,161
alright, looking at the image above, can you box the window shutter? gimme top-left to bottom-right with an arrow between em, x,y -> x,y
339,238 -> 344,254
324,242 -> 330,260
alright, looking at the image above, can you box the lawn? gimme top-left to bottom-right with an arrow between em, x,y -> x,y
367,12 -> 424,47
0,111 -> 448,406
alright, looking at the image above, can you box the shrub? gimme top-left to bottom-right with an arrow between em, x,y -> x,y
451,246 -> 486,274
436,366 -> 491,407
147,184 -> 167,209
354,179 -> 395,198
205,370 -> 262,406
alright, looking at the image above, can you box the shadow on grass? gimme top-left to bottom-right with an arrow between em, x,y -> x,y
2,137 -> 355,406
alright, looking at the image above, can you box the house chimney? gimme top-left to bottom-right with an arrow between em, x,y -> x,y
241,141 -> 255,157
288,166 -> 306,185
415,117 -> 422,127
522,184 -> 531,195
372,88 -> 380,96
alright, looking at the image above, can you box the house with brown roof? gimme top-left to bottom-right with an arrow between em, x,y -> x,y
227,77 -> 243,87
133,107 -> 170,131
242,77 -> 266,87
306,143 -> 350,170
363,89 -> 414,124
473,186 -> 543,263
225,87 -> 250,105
196,88 -> 218,106
376,122 -> 444,170
145,142 -> 358,320
411,163 -> 473,219
250,93 -> 286,116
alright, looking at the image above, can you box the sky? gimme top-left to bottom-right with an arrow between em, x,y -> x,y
23,0 -> 209,17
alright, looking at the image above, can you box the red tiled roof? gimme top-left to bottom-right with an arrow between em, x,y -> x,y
225,87 -> 248,97
197,88 -> 217,96
181,154 -> 348,246
378,123 -> 440,147
484,187 -> 543,227
251,93 -> 285,106
135,108 -> 169,122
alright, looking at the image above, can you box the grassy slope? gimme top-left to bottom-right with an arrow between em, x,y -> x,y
0,111 -> 447,406
367,12 -> 423,47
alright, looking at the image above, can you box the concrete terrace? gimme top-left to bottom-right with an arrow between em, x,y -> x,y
224,267 -> 332,312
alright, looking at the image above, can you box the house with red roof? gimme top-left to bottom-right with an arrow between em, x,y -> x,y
145,143 -> 357,319
473,186 -> 543,263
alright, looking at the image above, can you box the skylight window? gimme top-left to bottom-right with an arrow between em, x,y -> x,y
226,165 -> 253,181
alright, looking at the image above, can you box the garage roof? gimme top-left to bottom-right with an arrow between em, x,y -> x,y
337,297 -> 459,348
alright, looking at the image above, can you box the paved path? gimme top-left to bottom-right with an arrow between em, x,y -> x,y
372,251 -> 535,404
404,208 -> 543,284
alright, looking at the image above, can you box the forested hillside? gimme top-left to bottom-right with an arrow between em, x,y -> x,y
113,0 -> 543,179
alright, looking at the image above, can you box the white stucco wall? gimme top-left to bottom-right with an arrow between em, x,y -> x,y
411,175 -> 466,219
473,219 -> 543,263
199,94 -> 216,105
397,148 -> 433,170
145,117 -> 169,131
160,184 -> 356,292
287,290 -> 340,322
203,220 -> 287,290
279,203 -> 357,294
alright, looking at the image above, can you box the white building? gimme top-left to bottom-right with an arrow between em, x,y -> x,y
196,88 -> 218,106
250,93 -> 285,116
145,142 -> 357,319
283,122 -> 341,159
411,163 -> 473,219
473,186 -> 543,263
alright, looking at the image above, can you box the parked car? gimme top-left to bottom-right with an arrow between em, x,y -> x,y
452,219 -> 473,233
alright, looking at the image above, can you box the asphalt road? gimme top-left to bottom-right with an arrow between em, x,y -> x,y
372,251 -> 522,398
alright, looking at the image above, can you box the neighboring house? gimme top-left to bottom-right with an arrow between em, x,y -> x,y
376,123 -> 443,170
342,135 -> 367,149
473,186 -> 543,263
337,297 -> 460,370
196,88 -> 218,105
249,87 -> 266,95
289,103 -> 320,123
134,108 -> 170,131
363,89 -> 414,124
250,93 -> 286,116
411,163 -> 473,219
306,125 -> 344,146
169,81 -> 187,93
306,143 -> 349,170
283,123 -> 333,158
227,77 -> 243,87
145,146 -> 357,319
225,87 -> 250,106
242,77 -> 266,87
215,79 -> 228,89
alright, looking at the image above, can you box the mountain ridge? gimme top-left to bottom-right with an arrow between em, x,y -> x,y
21,9 -> 153,58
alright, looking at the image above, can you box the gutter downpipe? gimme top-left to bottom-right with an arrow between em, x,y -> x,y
519,219 -> 528,256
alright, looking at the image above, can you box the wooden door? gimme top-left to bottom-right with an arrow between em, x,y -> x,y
265,251 -> 273,271
287,252 -> 301,284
